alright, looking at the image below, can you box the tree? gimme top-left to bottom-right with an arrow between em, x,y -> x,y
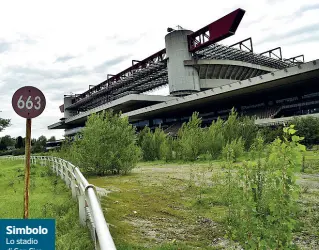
0,140 -> 7,151
32,135 -> 47,153
176,112 -> 204,161
48,136 -> 56,142
15,136 -> 24,148
140,127 -> 157,161
31,138 -> 37,146
259,125 -> 283,143
290,116 -> 319,147
139,127 -> 167,161
205,118 -> 225,159
1,135 -> 15,147
0,118 -> 10,132
72,110 -> 141,175
0,135 -> 15,151
223,108 -> 257,150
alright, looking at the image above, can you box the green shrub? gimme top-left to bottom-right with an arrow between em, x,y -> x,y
222,125 -> 305,249
160,135 -> 174,162
221,137 -> 244,162
71,110 -> 141,175
205,118 -> 225,159
176,112 -> 204,161
289,116 -> 319,147
139,127 -> 167,161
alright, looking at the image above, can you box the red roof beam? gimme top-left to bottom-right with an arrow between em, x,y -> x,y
188,8 -> 245,52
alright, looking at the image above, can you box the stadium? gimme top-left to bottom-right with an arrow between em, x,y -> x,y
48,8 -> 319,137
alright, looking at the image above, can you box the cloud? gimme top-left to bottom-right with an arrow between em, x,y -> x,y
17,34 -> 37,45
118,39 -> 137,45
0,41 -> 11,53
117,32 -> 147,45
94,55 -> 131,73
55,55 -> 76,63
255,23 -> 319,45
295,3 -> 319,16
0,0 -> 319,140
6,65 -> 89,80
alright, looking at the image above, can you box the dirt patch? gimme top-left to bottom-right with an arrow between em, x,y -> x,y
90,161 -> 319,249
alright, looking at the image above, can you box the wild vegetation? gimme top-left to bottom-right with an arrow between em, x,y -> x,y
53,111 -> 141,175
89,154 -> 319,249
137,110 -> 257,162
0,158 -> 92,249
0,134 -> 57,156
0,116 -> 10,132
40,110 -> 319,248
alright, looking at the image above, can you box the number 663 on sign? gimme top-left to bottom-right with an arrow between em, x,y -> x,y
12,86 -> 46,119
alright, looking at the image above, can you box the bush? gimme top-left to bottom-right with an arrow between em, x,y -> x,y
221,137 -> 244,162
205,118 -> 225,159
223,108 -> 257,149
289,116 -> 319,147
160,136 -> 174,162
139,127 -> 167,161
222,125 -> 305,249
72,110 -> 141,175
176,112 -> 204,161
0,148 -> 25,156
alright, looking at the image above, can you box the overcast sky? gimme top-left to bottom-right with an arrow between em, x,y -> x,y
0,0 -> 318,139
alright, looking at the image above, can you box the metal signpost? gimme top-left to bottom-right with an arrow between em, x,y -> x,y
12,86 -> 46,219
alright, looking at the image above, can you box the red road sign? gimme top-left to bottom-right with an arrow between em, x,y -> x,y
12,86 -> 46,119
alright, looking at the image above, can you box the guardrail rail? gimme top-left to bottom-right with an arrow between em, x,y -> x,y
2,155 -> 116,250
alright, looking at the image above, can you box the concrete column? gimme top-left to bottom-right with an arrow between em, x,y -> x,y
64,96 -> 77,119
165,30 -> 200,96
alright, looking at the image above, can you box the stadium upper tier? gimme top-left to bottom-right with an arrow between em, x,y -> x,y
65,42 -> 295,112
62,8 -> 299,113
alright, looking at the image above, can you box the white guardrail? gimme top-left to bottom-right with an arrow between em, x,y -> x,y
2,155 -> 116,250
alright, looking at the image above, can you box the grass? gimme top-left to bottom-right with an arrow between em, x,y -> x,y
88,153 -> 319,249
0,159 -> 93,250
89,162 -> 228,249
301,150 -> 319,174
2,151 -> 317,249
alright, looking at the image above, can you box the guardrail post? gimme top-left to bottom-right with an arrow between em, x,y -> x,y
54,158 -> 58,176
58,158 -> 63,177
70,176 -> 77,199
78,191 -> 87,226
55,158 -> 59,174
64,162 -> 71,188
51,158 -> 55,173
68,164 -> 77,198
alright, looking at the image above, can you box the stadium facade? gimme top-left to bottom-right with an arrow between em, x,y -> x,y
48,8 -> 319,137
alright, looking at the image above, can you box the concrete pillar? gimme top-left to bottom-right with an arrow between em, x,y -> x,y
64,96 -> 77,119
165,30 -> 200,96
